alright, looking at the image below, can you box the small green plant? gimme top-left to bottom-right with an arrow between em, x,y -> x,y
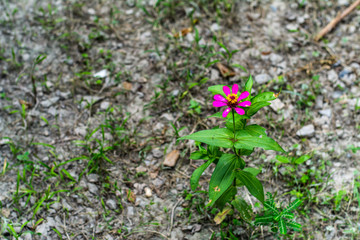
255,193 -> 302,235
179,76 -> 302,235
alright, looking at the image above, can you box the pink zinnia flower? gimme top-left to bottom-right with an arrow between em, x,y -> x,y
212,84 -> 251,118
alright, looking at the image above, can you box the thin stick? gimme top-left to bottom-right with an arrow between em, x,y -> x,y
315,0 -> 360,41
168,198 -> 183,233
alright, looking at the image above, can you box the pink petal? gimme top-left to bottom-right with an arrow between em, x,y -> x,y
222,108 -> 231,118
213,94 -> 226,102
223,85 -> 231,96
232,84 -> 239,95
235,107 -> 245,115
213,101 -> 227,107
238,91 -> 249,100
238,101 -> 251,107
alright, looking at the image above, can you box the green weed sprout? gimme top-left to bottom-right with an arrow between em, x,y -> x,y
179,76 -> 302,234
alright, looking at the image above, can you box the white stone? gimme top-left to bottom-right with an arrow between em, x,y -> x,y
93,69 -> 108,78
255,74 -> 271,84
270,98 -> 285,112
319,109 -> 332,118
296,124 -> 315,137
144,187 -> 152,198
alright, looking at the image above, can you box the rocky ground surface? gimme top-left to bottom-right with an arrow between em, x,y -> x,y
0,0 -> 360,239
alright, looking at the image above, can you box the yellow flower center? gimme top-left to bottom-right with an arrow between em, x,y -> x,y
226,94 -> 238,105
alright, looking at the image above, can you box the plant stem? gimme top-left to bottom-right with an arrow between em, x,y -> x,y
232,109 -> 237,156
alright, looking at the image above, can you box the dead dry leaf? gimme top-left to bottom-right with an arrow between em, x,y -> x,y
18,99 -> 32,108
123,81 -> 132,91
216,62 -> 236,78
173,27 -> 193,38
214,206 -> 233,225
127,189 -> 136,203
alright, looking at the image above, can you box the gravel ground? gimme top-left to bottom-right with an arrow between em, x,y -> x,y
0,0 -> 360,239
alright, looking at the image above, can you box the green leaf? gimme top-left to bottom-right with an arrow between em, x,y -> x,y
208,85 -> 226,97
236,170 -> 264,203
244,76 -> 253,99
284,219 -> 302,231
207,112 -> 223,118
234,130 -> 285,152
190,158 -> 216,191
231,196 -> 253,221
283,199 -> 302,214
226,114 -> 249,133
254,215 -> 275,224
179,128 -> 234,148
245,124 -> 267,136
251,92 -> 277,103
215,186 -> 237,209
276,155 -> 290,164
264,201 -> 279,215
294,155 -> 310,165
190,151 -> 208,160
246,101 -> 271,116
282,213 -> 294,219
243,167 -> 261,176
279,218 -> 287,234
231,63 -> 247,73
208,154 -> 239,207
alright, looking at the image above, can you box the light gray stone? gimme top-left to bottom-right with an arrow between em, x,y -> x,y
270,98 -> 285,112
296,124 -> 315,137
106,199 -> 117,210
210,23 -> 220,31
87,174 -> 99,183
327,70 -> 338,82
127,206 -> 134,216
100,101 -> 110,110
255,74 -> 271,84
87,183 -> 99,195
41,97 -> 59,108
319,109 -> 332,118
152,148 -> 163,158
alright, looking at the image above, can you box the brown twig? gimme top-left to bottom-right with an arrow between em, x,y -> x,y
315,0 -> 360,41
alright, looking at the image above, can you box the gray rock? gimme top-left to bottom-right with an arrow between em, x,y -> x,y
332,91 -> 343,99
74,126 -> 87,137
50,201 -> 61,210
270,98 -> 285,112
126,0 -> 136,7
296,124 -> 315,137
62,199 -> 73,211
153,178 -> 164,188
106,199 -> 117,210
319,109 -> 332,118
87,183 -> 99,195
255,74 -> 271,84
161,113 -> 174,122
315,95 -> 323,109
327,70 -> 338,82
286,23 -> 298,31
152,148 -> 163,158
270,54 -> 283,64
127,206 -> 134,216
36,222 -> 50,237
41,97 -> 59,108
210,23 -> 220,31
210,68 -> 220,81
23,233 -> 33,240
172,89 -> 180,97
100,101 -> 110,110
171,228 -> 184,240
87,174 -> 99,183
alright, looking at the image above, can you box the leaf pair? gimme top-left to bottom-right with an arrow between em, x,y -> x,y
255,193 -> 302,234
